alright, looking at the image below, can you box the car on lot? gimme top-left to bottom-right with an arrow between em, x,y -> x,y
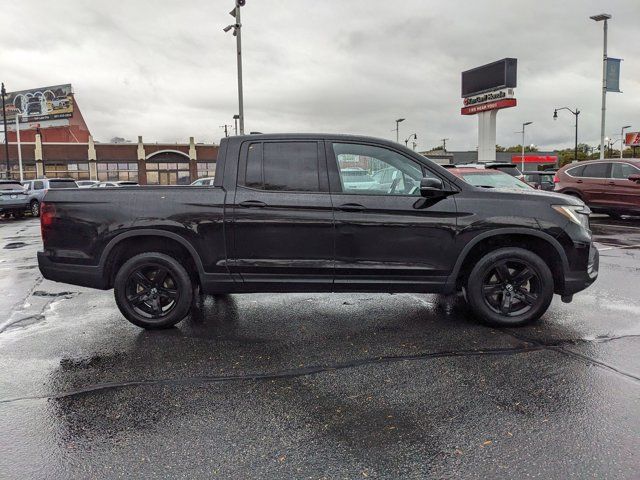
90,181 -> 139,188
0,180 -> 29,217
23,178 -> 78,217
76,180 -> 99,188
339,167 -> 380,191
523,171 -> 556,191
447,167 -> 532,190
446,162 -> 524,179
38,133 -> 598,330
554,159 -> 640,219
190,177 -> 215,186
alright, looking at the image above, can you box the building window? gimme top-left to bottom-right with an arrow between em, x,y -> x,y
45,163 -> 90,180
97,162 -> 139,182
146,161 -> 190,185
9,164 -> 36,180
197,162 -> 216,179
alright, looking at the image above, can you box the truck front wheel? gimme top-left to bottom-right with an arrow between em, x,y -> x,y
465,247 -> 554,327
114,252 -> 193,329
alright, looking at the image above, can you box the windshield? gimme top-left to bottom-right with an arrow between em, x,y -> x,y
0,183 -> 24,190
461,173 -> 532,190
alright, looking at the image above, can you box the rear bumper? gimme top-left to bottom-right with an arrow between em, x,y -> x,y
0,202 -> 29,212
561,242 -> 599,296
37,252 -> 109,290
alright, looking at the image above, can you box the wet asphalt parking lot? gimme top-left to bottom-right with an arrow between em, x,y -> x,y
0,217 -> 639,479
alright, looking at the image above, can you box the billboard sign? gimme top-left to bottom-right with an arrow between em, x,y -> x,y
625,132 -> 640,147
0,84 -> 73,123
461,98 -> 517,115
461,58 -> 517,98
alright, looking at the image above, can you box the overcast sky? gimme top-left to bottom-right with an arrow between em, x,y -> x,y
1,0 -> 639,150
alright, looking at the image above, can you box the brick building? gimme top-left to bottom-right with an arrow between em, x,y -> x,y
0,136 -> 218,185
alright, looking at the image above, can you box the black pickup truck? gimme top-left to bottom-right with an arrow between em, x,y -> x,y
38,134 -> 598,329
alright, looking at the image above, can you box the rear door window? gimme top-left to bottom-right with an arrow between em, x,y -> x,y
33,181 -> 44,190
241,141 -> 321,192
581,163 -> 609,178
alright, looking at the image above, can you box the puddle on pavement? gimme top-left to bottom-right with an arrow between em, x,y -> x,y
3,242 -> 28,249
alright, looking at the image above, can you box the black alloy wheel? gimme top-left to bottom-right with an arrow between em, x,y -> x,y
481,260 -> 539,317
466,247 -> 554,327
114,252 -> 193,329
125,265 -> 179,318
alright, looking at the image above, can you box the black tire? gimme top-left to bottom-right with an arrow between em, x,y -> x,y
114,252 -> 193,329
465,247 -> 554,327
30,200 -> 40,217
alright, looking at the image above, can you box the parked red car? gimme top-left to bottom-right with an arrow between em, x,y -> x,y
554,159 -> 640,218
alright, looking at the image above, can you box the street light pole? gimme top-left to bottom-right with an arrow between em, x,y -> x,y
16,114 -> 23,182
225,2 -> 245,135
620,125 -> 631,158
1,83 -> 10,179
590,13 -> 611,160
553,107 -> 580,161
233,114 -> 240,135
441,138 -> 449,153
518,122 -> 532,172
404,133 -> 417,147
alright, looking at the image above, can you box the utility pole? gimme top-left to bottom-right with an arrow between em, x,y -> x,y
220,124 -> 232,137
620,125 -> 631,158
225,1 -> 246,135
1,83 -> 9,179
233,114 -> 240,135
441,138 -> 449,153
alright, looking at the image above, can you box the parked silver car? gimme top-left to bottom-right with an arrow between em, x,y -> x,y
23,178 -> 78,217
190,177 -> 215,186
0,180 -> 29,218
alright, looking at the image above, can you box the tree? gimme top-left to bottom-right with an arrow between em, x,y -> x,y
504,145 -> 538,153
110,137 -> 131,144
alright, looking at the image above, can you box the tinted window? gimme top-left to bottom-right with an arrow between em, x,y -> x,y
49,180 -> 78,189
243,142 -> 320,192
611,162 -> 639,179
33,181 -> 44,190
582,163 -> 609,178
566,165 -> 585,177
245,143 -> 263,189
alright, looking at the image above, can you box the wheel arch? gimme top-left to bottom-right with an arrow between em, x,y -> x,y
447,228 -> 569,293
100,229 -> 205,289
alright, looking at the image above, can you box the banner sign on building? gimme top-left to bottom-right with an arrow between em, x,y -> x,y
625,132 -> 640,147
605,58 -> 622,93
0,84 -> 74,123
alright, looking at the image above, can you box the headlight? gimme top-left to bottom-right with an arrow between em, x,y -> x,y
552,205 -> 590,230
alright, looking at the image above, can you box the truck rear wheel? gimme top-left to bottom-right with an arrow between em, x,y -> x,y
114,252 -> 193,329
465,247 -> 554,327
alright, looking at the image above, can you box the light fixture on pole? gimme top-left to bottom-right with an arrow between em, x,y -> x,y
517,122 -> 532,172
590,13 -> 612,160
225,1 -> 246,135
620,125 -> 631,158
233,114 -> 240,136
404,133 -> 417,148
394,118 -> 405,143
553,107 -> 580,162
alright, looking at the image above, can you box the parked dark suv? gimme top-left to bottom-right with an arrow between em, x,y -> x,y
554,159 -> 640,218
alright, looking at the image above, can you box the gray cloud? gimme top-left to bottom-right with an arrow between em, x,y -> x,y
1,0 -> 638,150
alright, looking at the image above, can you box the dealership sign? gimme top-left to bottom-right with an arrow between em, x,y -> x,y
624,132 -> 640,147
0,84 -> 74,123
461,98 -> 517,115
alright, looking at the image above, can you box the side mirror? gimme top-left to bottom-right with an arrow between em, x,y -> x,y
628,174 -> 640,183
420,177 -> 444,197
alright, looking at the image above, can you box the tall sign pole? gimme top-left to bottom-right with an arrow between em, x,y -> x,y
1,83 -> 9,179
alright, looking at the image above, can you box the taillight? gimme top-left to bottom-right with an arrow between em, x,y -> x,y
553,175 -> 560,183
40,201 -> 56,242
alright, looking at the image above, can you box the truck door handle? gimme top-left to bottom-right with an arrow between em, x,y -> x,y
239,200 -> 267,208
337,203 -> 366,212
576,179 -> 583,183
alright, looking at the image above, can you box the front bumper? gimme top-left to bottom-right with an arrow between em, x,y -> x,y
561,242 -> 599,296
